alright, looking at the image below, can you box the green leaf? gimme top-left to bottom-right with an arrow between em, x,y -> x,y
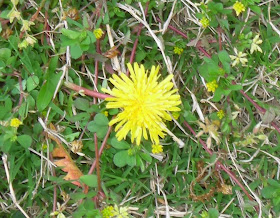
139,152 -> 152,163
61,28 -> 81,39
219,19 -> 229,30
70,44 -> 83,59
37,72 -> 62,111
87,113 -> 109,138
208,208 -> 219,218
268,179 -> 280,188
262,186 -> 276,198
80,175 -> 97,187
113,150 -> 136,167
218,50 -> 231,64
249,5 -> 261,15
113,150 -> 128,167
74,98 -> 90,111
0,48 -> 11,61
110,137 -> 130,149
27,75 -> 39,92
17,135 -> 32,148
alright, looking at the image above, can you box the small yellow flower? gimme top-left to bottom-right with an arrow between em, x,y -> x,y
233,1 -> 246,16
102,111 -> 109,117
101,205 -> 114,218
93,28 -> 104,39
7,8 -> 21,23
229,48 -> 248,66
152,144 -> 163,154
173,46 -> 184,55
250,34 -> 262,54
10,118 -> 22,128
200,17 -> 210,28
21,20 -> 35,32
217,110 -> 225,119
102,62 -> 181,145
206,80 -> 218,93
42,144 -> 48,150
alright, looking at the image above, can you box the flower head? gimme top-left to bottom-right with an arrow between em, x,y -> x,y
217,110 -> 225,119
7,8 -> 21,23
229,48 -> 248,66
233,1 -> 246,16
112,205 -> 129,218
102,63 -> 181,145
19,35 -> 37,49
93,28 -> 104,39
173,46 -> 184,55
101,205 -> 114,218
10,118 -> 22,128
200,17 -> 210,28
21,20 -> 35,32
250,34 -> 262,54
152,144 -> 163,154
206,80 -> 218,93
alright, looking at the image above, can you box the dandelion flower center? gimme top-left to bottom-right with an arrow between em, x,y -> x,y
102,62 -> 181,145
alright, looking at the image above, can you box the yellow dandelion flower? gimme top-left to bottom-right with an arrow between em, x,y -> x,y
206,80 -> 218,93
233,1 -> 246,16
217,110 -> 225,119
102,62 -> 181,145
152,144 -> 163,154
93,28 -> 104,39
200,16 -> 210,28
10,118 -> 22,128
250,34 -> 262,54
101,205 -> 114,218
173,46 -> 184,55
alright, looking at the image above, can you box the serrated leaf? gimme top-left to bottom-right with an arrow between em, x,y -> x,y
80,175 -> 97,187
49,124 -> 83,187
27,75 -> 39,92
111,137 -> 130,149
17,135 -> 32,148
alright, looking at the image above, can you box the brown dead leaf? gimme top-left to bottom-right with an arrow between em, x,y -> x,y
48,124 -> 83,187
